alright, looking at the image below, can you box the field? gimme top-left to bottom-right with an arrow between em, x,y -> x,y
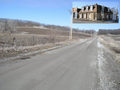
100,34 -> 120,64
0,27 -> 91,58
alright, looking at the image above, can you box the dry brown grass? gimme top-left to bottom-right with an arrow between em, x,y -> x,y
17,27 -> 91,38
111,47 -> 120,53
100,35 -> 120,64
0,27 -> 91,58
100,35 -> 120,53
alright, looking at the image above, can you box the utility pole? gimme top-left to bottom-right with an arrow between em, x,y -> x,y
69,10 -> 73,40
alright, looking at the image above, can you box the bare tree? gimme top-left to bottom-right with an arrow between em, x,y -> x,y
7,20 -> 16,33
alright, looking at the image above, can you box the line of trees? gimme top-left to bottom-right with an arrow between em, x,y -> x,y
98,29 -> 120,35
0,19 -> 16,33
0,18 -> 96,34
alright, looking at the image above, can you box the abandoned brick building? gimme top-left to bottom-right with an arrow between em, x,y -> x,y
72,4 -> 117,21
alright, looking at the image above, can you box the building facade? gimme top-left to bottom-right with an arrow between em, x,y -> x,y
72,4 -> 117,21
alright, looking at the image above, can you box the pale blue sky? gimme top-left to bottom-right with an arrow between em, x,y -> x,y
0,0 -> 119,31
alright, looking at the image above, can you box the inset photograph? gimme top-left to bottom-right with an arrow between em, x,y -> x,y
72,2 -> 119,23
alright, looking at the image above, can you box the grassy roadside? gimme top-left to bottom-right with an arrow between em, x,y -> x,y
0,31 -> 90,58
0,38 -> 87,64
99,35 -> 120,64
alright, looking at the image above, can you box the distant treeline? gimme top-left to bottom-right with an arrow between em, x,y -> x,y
79,30 -> 95,34
0,18 -> 74,33
98,29 -> 120,35
0,18 -> 95,34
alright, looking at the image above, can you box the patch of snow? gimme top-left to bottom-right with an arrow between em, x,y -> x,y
20,32 -> 29,34
33,26 -> 48,29
97,38 -> 117,90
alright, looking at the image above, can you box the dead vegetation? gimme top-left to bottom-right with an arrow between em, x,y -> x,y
0,33 -> 67,58
98,29 -> 120,35
0,32 -> 90,58
0,18 -> 92,58
99,35 -> 120,64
